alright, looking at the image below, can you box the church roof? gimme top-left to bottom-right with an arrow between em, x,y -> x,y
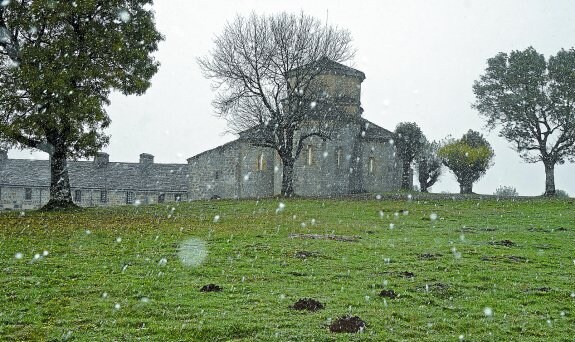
289,57 -> 365,80
359,118 -> 394,141
0,158 -> 188,191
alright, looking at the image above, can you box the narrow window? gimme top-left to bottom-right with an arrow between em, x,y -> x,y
257,153 -> 266,171
126,191 -> 134,204
158,193 -> 165,203
336,148 -> 343,167
369,157 -> 375,174
74,190 -> 82,202
25,188 -> 32,200
307,145 -> 313,166
100,190 -> 107,203
215,171 -> 220,180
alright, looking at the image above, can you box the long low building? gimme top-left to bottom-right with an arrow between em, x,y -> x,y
0,59 -> 405,210
0,151 -> 188,210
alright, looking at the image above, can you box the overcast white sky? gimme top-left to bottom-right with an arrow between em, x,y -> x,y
8,0 -> 575,196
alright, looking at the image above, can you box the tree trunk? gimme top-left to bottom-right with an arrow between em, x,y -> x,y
281,158 -> 295,197
42,143 -> 77,210
401,159 -> 411,190
418,159 -> 428,192
459,181 -> 473,194
543,161 -> 556,196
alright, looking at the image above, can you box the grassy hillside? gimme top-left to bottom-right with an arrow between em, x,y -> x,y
1,197 -> 574,341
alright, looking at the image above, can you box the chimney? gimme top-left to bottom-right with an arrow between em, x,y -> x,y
94,152 -> 109,167
139,153 -> 154,165
0,149 -> 7,162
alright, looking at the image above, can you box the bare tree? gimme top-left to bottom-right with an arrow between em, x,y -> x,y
198,12 -> 354,196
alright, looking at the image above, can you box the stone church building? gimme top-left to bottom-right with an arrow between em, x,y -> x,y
0,59 -> 403,210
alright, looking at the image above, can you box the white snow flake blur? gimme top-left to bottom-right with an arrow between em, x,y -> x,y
117,9 -> 131,23
275,202 -> 286,214
483,307 -> 493,317
177,238 -> 208,267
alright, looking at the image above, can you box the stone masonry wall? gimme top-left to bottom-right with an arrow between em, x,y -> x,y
188,142 -> 241,200
292,123 -> 359,197
237,143 -> 275,198
0,186 -> 187,210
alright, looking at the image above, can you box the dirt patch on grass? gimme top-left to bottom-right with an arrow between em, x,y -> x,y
418,282 -> 452,298
200,284 -> 222,292
289,234 -> 360,242
291,298 -> 324,312
418,253 -> 443,260
294,250 -> 320,259
378,289 -> 398,299
506,255 -> 527,263
399,271 -> 415,278
329,315 -> 366,333
481,255 -> 527,263
490,239 -> 515,247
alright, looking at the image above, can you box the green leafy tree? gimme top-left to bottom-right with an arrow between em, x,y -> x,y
416,139 -> 442,192
394,122 -> 425,190
438,130 -> 494,194
473,47 -> 575,196
0,1 -> 163,209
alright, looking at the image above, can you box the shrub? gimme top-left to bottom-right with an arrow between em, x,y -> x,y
494,186 -> 518,197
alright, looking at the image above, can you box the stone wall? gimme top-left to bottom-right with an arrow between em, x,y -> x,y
291,124 -> 358,196
237,143 -> 275,198
0,186 -> 187,210
187,140 -> 276,200
188,142 -> 241,200
0,186 -> 49,210
360,141 -> 402,193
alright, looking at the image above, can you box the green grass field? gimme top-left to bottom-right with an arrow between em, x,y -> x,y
1,196 -> 574,341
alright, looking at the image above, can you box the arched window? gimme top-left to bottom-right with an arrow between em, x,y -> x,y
369,157 -> 375,174
257,153 -> 265,171
336,147 -> 343,167
307,145 -> 313,166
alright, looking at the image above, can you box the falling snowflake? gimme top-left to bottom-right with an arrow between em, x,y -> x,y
275,202 -> 285,214
117,9 -> 131,23
178,238 -> 208,267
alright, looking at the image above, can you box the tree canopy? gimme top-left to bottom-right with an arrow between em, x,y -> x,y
394,122 -> 425,190
473,47 -> 575,196
416,139 -> 442,193
198,12 -> 354,196
438,130 -> 494,194
0,0 -> 163,209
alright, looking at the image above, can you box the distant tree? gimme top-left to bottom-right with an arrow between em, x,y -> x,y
554,189 -> 570,198
438,130 -> 494,194
494,186 -> 518,197
416,139 -> 442,192
394,122 -> 425,190
198,12 -> 354,197
473,47 -> 575,196
0,1 -> 163,210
